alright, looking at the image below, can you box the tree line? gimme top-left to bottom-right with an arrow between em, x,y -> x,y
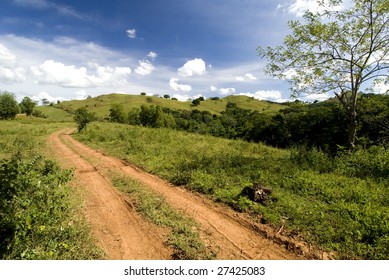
0,91 -> 46,120
106,93 -> 389,154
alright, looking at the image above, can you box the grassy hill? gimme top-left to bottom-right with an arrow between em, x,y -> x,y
51,93 -> 286,120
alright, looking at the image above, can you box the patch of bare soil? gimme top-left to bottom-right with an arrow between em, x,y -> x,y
48,128 -> 314,260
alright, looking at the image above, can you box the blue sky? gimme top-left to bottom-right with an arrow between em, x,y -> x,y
0,0 -> 349,103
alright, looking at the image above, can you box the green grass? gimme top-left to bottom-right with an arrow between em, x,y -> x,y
74,122 -> 389,259
53,93 -> 286,119
109,172 -> 216,260
35,105 -> 74,122
0,117 -> 72,159
0,118 -> 103,259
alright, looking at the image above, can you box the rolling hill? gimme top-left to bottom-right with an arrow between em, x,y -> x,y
42,93 -> 286,120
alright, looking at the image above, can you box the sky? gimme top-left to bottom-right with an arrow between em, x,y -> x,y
0,0 -> 359,103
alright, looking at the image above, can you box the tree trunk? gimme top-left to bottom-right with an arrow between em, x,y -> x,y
347,111 -> 357,150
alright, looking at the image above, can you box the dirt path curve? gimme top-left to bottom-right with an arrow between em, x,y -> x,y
47,129 -> 172,260
48,128 -> 303,260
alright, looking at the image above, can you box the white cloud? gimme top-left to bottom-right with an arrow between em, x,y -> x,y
126,28 -> 136,39
285,0 -> 350,17
169,78 -> 192,92
172,94 -> 191,102
235,73 -> 257,82
31,91 -> 66,104
0,44 -> 17,67
178,58 -> 207,77
75,89 -> 88,100
219,87 -> 236,95
147,51 -> 158,60
238,90 -> 285,102
210,85 -> 218,92
135,60 -> 156,76
31,60 -> 132,88
0,44 -> 27,83
245,73 -> 257,80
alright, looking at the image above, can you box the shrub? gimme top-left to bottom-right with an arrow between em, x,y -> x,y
0,91 -> 20,120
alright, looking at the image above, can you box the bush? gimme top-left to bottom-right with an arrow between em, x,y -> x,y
32,110 -> 47,118
0,91 -> 20,120
74,107 -> 95,132
0,155 -> 74,259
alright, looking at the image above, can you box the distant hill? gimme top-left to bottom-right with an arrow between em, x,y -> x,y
48,93 -> 287,120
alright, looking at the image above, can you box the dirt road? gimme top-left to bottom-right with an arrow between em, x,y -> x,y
48,128 -> 304,260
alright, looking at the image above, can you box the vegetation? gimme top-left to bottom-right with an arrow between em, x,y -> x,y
19,97 -> 36,116
109,173 -> 215,260
73,107 -> 96,132
75,122 -> 389,259
258,0 -> 389,149
0,91 -> 20,120
53,93 -> 285,118
0,119 -> 102,259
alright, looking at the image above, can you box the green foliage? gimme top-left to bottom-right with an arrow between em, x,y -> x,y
31,110 -> 47,119
0,91 -> 20,120
0,154 -> 101,259
109,103 -> 126,123
73,107 -> 96,132
19,97 -> 36,116
258,0 -> 389,148
75,122 -> 389,259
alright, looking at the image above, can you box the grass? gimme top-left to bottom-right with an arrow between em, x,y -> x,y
75,122 -> 389,259
53,93 -> 286,119
35,105 -> 74,122
109,172 -> 216,260
0,117 -> 103,259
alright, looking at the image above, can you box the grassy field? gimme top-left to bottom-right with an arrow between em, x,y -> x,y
75,122 -> 389,259
53,93 -> 286,119
0,118 -> 102,259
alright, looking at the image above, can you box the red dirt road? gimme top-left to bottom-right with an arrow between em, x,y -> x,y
48,128 -> 304,260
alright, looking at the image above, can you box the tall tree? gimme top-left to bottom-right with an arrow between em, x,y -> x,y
19,97 -> 36,116
73,107 -> 95,132
258,0 -> 388,149
0,91 -> 20,120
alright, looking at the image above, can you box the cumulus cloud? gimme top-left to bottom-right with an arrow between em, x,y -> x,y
210,85 -> 218,92
31,91 -> 67,104
169,78 -> 192,92
147,51 -> 158,60
281,0 -> 350,17
238,90 -> 286,102
31,60 -> 132,88
245,73 -> 257,80
235,73 -> 257,82
135,60 -> 156,76
171,94 -> 191,102
0,43 -> 26,83
178,58 -> 206,77
126,28 -> 136,39
219,87 -> 236,95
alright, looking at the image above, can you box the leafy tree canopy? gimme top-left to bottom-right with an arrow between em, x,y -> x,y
0,91 -> 20,120
258,0 -> 389,149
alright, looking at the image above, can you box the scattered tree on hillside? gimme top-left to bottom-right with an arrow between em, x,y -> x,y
109,103 -> 126,123
192,99 -> 201,106
140,92 -> 147,96
19,97 -> 36,116
73,107 -> 95,132
164,94 -> 170,99
0,91 -> 20,120
258,0 -> 389,149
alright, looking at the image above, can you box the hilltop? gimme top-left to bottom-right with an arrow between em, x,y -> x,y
38,93 -> 286,120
